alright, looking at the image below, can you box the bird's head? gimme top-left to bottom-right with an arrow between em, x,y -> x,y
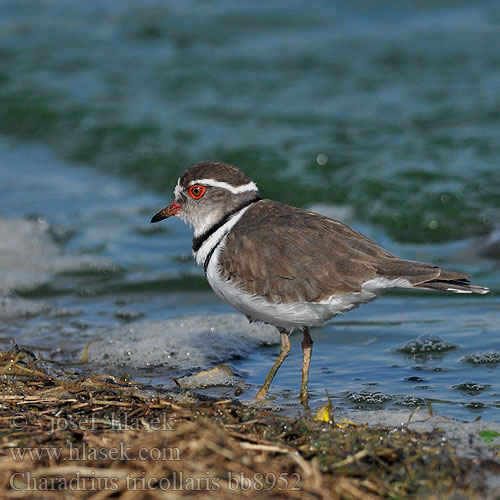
151,162 -> 260,237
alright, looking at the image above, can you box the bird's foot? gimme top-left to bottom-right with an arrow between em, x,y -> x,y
246,395 -> 277,408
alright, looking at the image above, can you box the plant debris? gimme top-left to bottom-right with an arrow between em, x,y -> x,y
0,348 -> 498,499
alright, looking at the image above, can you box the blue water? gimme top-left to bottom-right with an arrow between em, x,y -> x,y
0,0 -> 499,421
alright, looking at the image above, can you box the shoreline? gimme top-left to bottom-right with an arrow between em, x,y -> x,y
1,348 -> 499,499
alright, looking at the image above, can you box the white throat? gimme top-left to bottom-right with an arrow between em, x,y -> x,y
193,205 -> 252,267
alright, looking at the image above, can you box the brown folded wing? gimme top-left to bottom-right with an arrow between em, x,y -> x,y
218,200 -> 469,304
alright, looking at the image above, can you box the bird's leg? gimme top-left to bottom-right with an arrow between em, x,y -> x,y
254,328 -> 291,400
300,327 -> 313,405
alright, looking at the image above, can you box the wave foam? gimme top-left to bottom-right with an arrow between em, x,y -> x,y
0,216 -> 118,318
87,314 -> 278,372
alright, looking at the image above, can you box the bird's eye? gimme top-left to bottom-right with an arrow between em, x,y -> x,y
188,185 -> 206,199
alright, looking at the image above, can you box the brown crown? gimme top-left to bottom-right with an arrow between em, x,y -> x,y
179,162 -> 253,188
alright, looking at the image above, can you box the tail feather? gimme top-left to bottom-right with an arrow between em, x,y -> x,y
414,278 -> 490,295
378,258 -> 490,295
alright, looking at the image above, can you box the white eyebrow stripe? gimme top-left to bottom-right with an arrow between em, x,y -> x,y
188,178 -> 258,194
174,179 -> 183,199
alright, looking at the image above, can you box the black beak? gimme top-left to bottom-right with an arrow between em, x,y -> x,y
150,201 -> 181,223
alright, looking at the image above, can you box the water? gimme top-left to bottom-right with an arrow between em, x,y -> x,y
0,0 -> 499,421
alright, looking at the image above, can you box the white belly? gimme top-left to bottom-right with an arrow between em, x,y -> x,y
209,277 -> 377,329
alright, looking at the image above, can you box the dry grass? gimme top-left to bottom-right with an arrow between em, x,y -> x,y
0,348 -> 498,499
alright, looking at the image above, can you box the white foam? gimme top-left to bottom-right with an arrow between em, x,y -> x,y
0,216 -> 117,318
87,313 -> 278,371
0,297 -> 51,320
0,217 -> 119,291
0,218 -> 57,295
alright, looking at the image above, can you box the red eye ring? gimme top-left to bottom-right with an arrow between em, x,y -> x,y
188,185 -> 206,199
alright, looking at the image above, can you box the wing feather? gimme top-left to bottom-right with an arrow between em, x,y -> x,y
218,200 -> 478,303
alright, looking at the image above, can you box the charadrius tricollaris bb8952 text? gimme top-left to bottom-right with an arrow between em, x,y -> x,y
151,162 -> 489,404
